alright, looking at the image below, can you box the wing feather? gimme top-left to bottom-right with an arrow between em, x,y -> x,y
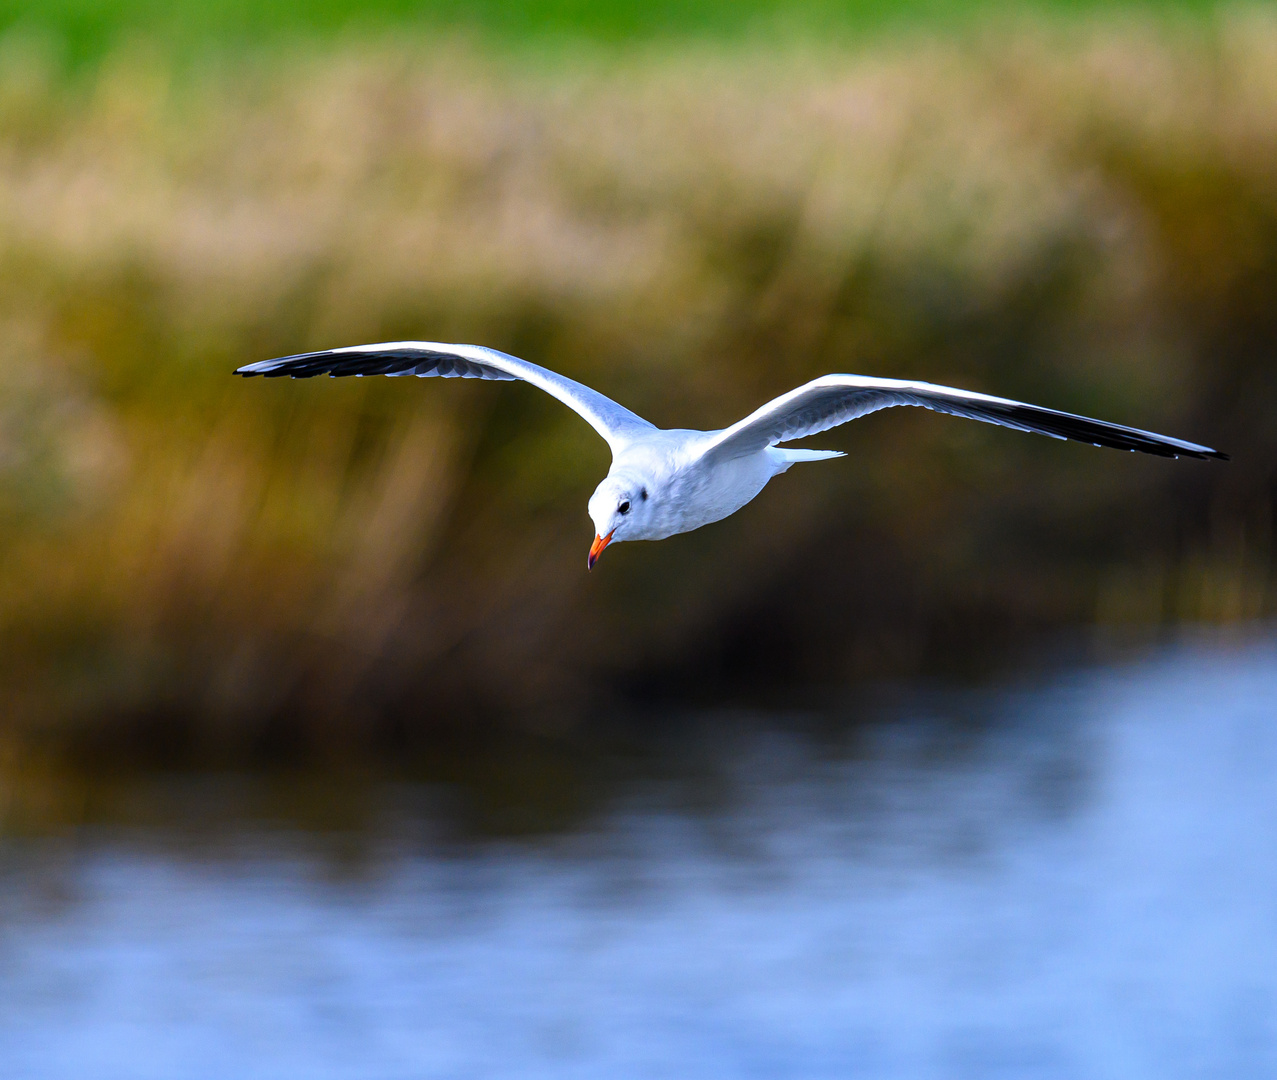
699,375 -> 1227,462
237,341 -> 655,454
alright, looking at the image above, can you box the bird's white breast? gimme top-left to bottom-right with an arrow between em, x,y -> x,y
616,434 -> 779,541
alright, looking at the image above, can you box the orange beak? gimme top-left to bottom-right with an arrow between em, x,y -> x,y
587,530 -> 614,570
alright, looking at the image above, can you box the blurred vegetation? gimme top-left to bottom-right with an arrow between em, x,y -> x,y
0,7 -> 1271,770
0,0 -> 1240,69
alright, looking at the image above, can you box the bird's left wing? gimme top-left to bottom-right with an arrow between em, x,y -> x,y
697,374 -> 1227,462
236,341 -> 656,455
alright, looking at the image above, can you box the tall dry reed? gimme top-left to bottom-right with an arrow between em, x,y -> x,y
0,14 -> 1273,756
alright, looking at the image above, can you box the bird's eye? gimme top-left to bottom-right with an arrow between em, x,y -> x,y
618,500 -> 631,515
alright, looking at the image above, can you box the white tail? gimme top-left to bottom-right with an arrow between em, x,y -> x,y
770,447 -> 846,473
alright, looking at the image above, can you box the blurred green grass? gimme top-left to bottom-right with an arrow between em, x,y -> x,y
0,0 -> 1240,68
0,9 -> 1272,769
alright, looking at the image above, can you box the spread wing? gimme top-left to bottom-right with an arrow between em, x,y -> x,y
698,374 -> 1227,463
236,341 -> 656,455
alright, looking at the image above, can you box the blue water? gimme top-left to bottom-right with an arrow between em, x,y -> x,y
2,636 -> 1276,1078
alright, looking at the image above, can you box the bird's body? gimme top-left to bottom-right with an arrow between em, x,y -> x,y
598,433 -> 777,542
237,341 -> 1226,567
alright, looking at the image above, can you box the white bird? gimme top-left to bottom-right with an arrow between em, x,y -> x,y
237,341 -> 1227,569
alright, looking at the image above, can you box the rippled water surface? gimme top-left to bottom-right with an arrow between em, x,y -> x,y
3,637 -> 1276,1079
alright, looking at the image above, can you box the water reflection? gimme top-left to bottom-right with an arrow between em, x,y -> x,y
2,637 -> 1276,1078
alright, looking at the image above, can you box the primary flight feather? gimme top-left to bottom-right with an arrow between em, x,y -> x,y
237,341 -> 1227,568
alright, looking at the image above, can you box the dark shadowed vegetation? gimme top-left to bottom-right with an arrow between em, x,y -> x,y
0,10 -> 1272,770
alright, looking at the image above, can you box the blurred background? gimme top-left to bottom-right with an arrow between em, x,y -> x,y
0,1 -> 1274,1076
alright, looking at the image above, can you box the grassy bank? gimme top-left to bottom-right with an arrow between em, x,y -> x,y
0,12 -> 1272,761
0,0 -> 1241,67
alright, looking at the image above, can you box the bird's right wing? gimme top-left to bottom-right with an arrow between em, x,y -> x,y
236,341 -> 657,456
698,374 -> 1228,463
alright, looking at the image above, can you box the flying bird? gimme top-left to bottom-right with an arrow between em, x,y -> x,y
237,342 -> 1227,569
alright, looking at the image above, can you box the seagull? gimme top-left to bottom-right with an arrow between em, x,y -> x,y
237,341 -> 1227,569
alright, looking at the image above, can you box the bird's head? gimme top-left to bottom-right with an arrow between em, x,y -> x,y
586,475 -> 651,569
